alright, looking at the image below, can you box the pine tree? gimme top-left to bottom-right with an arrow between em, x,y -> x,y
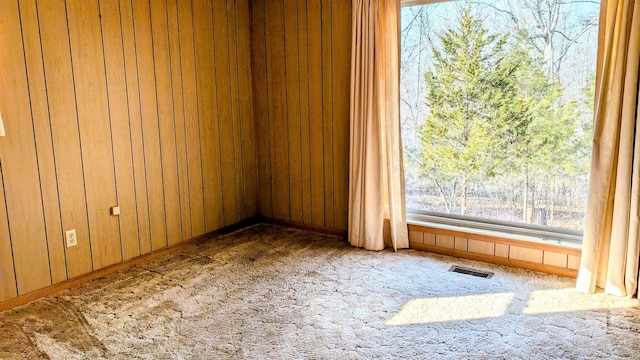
418,7 -> 532,215
503,32 -> 581,222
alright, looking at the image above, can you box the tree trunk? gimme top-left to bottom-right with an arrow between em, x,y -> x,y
433,178 -> 453,213
550,175 -> 555,223
450,181 -> 457,213
529,179 -> 536,224
522,169 -> 529,222
461,177 -> 468,216
511,185 -> 517,218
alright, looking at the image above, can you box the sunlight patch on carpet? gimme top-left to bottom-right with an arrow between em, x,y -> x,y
386,292 -> 514,325
523,288 -> 640,314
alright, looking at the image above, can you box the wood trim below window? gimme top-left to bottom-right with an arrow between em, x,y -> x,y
408,223 -> 581,279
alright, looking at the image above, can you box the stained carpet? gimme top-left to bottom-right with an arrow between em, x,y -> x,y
1,224 -> 639,359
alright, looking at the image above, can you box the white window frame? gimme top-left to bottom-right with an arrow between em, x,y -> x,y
400,0 -> 588,246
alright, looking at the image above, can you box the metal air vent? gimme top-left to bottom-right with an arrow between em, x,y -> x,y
448,265 -> 494,279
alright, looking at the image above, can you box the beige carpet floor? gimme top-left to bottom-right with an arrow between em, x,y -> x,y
1,223 -> 639,359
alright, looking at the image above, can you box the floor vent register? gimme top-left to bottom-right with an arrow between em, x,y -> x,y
448,265 -> 494,279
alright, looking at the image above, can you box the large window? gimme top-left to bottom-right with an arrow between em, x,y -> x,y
401,0 -> 599,234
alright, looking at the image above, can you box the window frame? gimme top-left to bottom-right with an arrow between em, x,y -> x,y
407,209 -> 583,245
401,0 -> 451,7
399,0 -> 594,246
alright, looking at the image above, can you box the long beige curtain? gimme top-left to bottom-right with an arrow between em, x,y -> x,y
577,0 -> 640,297
348,0 -> 409,251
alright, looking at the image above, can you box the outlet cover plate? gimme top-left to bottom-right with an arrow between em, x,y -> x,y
65,229 -> 77,248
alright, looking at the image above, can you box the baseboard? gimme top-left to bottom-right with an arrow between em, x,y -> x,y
0,217 -> 260,312
257,216 -> 348,238
1,217 -> 576,312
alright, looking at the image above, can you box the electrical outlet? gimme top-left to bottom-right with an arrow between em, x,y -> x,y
65,229 -> 78,248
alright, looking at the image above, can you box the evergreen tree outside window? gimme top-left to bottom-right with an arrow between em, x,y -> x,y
401,0 -> 599,232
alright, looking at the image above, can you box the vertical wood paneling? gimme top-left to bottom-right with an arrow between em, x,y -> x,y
284,0 -> 302,223
321,0 -> 334,228
236,0 -> 258,218
168,0 -> 190,241
227,0 -> 245,221
468,239 -> 495,256
19,0 -> 67,283
454,237 -> 468,251
133,0 -> 168,251
0,0 -> 51,295
424,232 -> 436,246
297,0 -> 312,224
409,231 -> 424,244
120,0 -> 152,255
266,0 -> 290,221
331,0 -> 351,231
568,255 -> 581,270
495,243 -> 509,258
37,0 -> 93,279
0,0 -> 257,304
99,0 -> 141,261
213,0 -> 239,226
252,0 -> 351,230
150,0 -> 181,246
543,251 -> 568,268
0,163 -> 17,301
251,0 -> 272,218
510,246 -> 544,263
177,0 -> 205,237
66,0 -> 122,270
119,0 -> 151,257
436,234 -> 455,249
193,0 -> 224,232
307,0 -> 325,227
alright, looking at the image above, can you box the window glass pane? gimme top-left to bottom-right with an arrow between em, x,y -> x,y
401,0 -> 599,231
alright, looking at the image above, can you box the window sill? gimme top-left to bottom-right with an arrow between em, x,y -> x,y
407,211 -> 582,249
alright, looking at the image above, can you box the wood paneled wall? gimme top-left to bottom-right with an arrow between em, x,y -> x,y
0,0 -> 256,302
250,0 -> 351,230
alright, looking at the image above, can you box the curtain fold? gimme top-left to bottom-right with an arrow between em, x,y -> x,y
349,0 -> 409,251
577,0 -> 640,297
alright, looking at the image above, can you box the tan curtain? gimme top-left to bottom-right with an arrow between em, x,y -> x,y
577,0 -> 640,297
349,0 -> 409,251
